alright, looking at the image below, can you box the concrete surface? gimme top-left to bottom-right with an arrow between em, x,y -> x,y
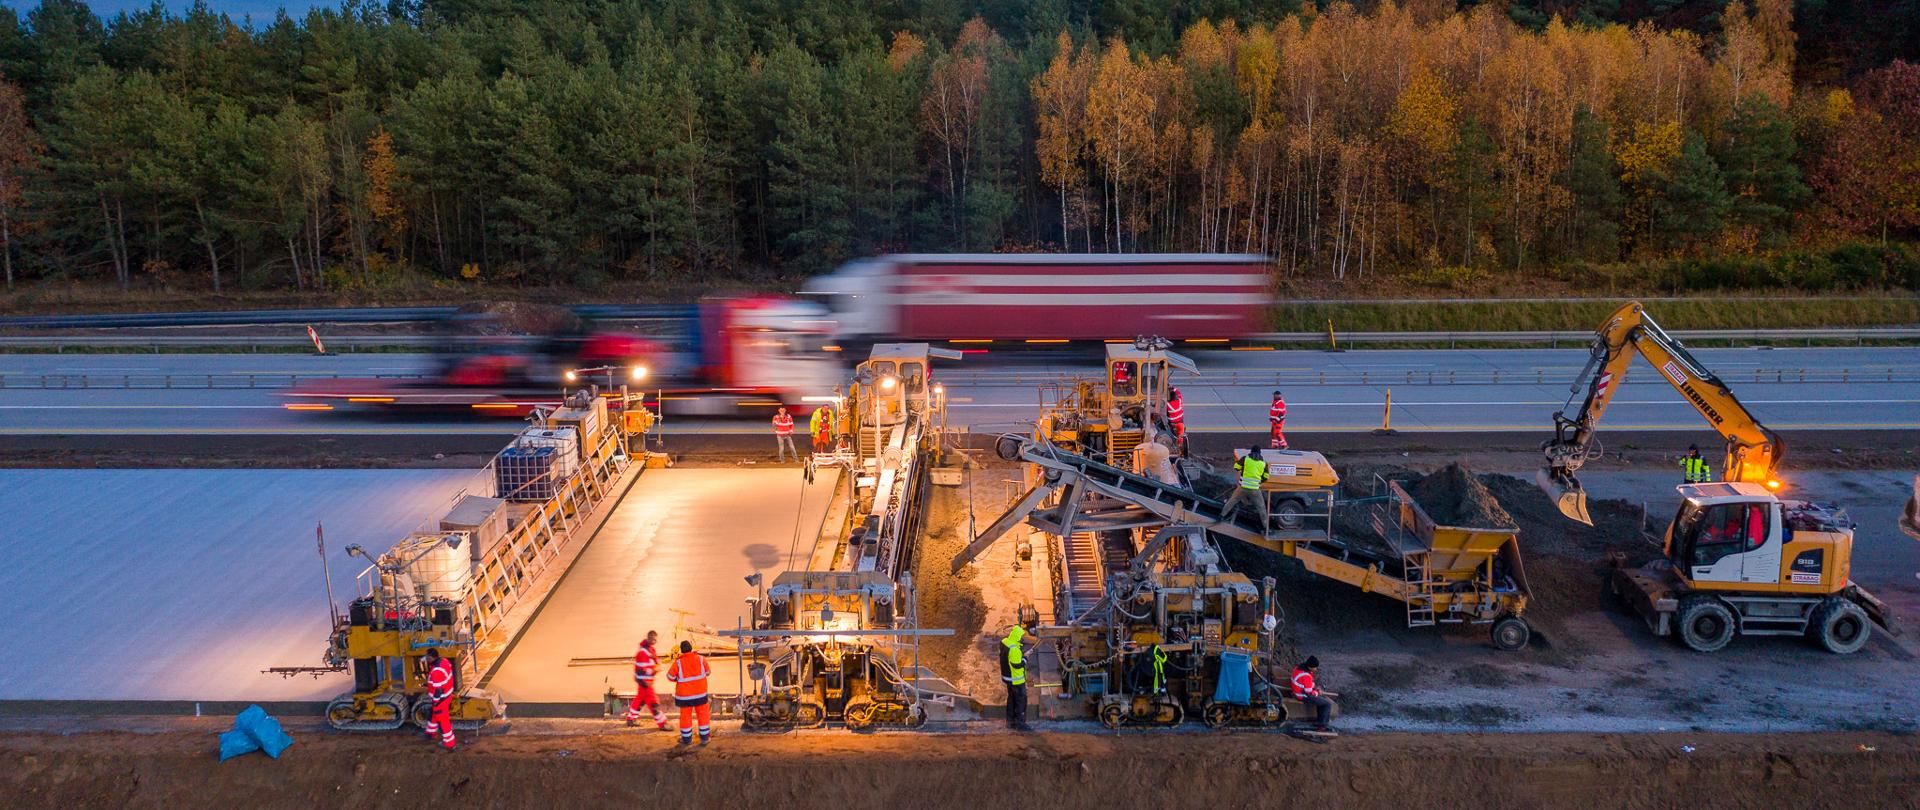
484,467 -> 836,703
3,346 -> 1916,435
0,468 -> 484,701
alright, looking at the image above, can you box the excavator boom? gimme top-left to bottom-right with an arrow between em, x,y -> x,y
1540,302 -> 1785,524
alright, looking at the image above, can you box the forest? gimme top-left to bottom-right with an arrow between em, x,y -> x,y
0,0 -> 1915,296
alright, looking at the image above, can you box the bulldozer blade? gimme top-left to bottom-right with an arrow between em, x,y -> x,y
1535,468 -> 1593,526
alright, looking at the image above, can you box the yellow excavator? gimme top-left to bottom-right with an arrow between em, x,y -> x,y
1541,302 -> 1895,653
1539,301 -> 1784,525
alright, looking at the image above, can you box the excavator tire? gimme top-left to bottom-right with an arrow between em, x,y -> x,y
1810,597 -> 1872,655
1676,596 -> 1737,653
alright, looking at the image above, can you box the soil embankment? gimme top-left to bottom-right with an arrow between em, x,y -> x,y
2,726 -> 1913,809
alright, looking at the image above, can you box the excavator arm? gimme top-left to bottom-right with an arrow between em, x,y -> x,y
1539,302 -> 1785,524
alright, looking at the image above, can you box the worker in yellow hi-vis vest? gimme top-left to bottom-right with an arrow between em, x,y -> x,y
1682,444 -> 1712,484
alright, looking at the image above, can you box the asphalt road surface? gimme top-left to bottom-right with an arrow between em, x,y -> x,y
2,345 -> 1917,436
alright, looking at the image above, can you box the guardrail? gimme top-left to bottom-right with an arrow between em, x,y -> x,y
1255,327 -> 1920,348
0,372 -> 428,389
0,303 -> 694,329
5,325 -> 1918,354
6,366 -> 1911,391
940,367 -> 1920,388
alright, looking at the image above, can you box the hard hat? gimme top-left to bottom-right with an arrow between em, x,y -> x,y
1688,444 -> 1699,452
1273,390 -> 1282,397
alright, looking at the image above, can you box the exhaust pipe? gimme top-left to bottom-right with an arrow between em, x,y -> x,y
1535,468 -> 1593,526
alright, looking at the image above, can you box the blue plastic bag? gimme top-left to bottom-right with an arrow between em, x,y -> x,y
1213,649 -> 1252,705
218,705 -> 295,761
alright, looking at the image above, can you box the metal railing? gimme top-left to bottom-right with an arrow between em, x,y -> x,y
4,365 -> 1912,391
3,325 -> 1917,354
0,371 -> 429,389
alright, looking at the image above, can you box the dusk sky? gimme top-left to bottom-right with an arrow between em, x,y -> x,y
3,1 -> 338,20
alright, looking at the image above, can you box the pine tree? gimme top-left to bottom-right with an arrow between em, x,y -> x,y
766,44 -> 848,271
1655,131 -> 1731,251
1716,94 -> 1807,245
1565,107 -> 1622,262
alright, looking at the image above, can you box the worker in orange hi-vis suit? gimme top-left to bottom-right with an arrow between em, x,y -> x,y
421,648 -> 457,751
665,640 -> 713,746
1268,391 -> 1288,450
623,631 -> 668,729
1166,387 -> 1187,456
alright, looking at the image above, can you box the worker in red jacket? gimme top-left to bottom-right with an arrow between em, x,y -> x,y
772,407 -> 797,463
1166,387 -> 1187,455
1269,391 -> 1289,450
1290,655 -> 1333,731
623,631 -> 668,729
421,648 -> 457,751
666,640 -> 713,746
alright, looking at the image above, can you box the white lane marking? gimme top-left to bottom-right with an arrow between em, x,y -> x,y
947,398 -> 1920,408
0,405 -> 287,409
50,366 -> 160,372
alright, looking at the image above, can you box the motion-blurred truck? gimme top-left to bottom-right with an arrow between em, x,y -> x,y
802,253 -> 1272,349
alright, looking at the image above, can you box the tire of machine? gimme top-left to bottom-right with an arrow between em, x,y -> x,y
1273,498 -> 1308,530
1490,616 -> 1531,651
1810,597 -> 1872,655
995,435 -> 1023,461
1676,596 -> 1737,652
1098,702 -> 1126,730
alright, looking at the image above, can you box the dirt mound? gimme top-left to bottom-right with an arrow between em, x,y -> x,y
4,727 -> 1914,808
1408,463 -> 1516,529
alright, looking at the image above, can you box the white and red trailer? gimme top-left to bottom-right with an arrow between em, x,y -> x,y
802,253 -> 1272,346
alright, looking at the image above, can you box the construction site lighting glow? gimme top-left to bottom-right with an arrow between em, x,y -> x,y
822,345 -> 843,352
1766,479 -> 1783,490
563,370 -> 578,382
631,365 -> 648,381
879,375 -> 898,391
472,403 -> 520,410
949,339 -> 993,344
1025,339 -> 1068,344
1184,338 -> 1230,343
346,397 -> 396,403
284,403 -> 334,411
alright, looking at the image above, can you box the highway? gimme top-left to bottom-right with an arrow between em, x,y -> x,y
2,345 -> 1918,436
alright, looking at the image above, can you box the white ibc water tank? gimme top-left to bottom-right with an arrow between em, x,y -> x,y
401,532 -> 472,601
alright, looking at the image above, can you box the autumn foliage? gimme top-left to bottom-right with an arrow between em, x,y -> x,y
0,0 -> 1913,293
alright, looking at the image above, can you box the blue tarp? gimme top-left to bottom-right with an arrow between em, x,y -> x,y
218,704 -> 295,761
1213,649 -> 1252,705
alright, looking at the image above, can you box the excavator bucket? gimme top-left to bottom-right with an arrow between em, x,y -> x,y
1901,475 -> 1920,542
1535,468 -> 1593,526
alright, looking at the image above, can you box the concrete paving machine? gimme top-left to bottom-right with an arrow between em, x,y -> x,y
733,571 -> 937,730
319,534 -> 504,732
1541,302 -> 1896,653
726,344 -> 961,730
1036,339 -> 1194,467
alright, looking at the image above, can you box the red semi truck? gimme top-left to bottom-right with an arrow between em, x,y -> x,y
800,253 -> 1272,346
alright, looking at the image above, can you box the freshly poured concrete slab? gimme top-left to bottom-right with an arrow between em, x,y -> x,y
486,467 -> 835,703
0,468 -> 484,701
